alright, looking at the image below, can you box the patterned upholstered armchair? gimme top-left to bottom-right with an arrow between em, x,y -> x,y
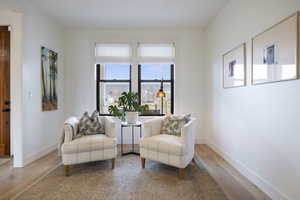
60,116 -> 117,176
140,116 -> 195,178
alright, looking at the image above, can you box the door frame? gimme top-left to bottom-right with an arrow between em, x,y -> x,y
0,11 -> 24,167
0,26 -> 11,156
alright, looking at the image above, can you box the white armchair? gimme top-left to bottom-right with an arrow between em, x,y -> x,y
140,117 -> 195,178
61,116 -> 117,176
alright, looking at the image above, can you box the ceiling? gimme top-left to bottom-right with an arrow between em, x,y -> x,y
30,0 -> 228,29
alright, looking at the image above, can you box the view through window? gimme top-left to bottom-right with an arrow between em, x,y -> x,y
97,64 -> 131,114
95,43 -> 175,116
139,64 -> 174,115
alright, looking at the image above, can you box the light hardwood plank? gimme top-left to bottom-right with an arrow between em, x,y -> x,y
0,150 -> 61,200
195,144 -> 271,200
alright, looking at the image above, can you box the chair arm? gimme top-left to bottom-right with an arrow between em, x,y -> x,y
143,117 -> 165,138
180,119 -> 195,147
63,125 -> 74,143
63,117 -> 80,143
104,117 -> 116,138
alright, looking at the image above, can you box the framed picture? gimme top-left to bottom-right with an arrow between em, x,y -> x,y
263,43 -> 278,65
223,43 -> 246,88
252,12 -> 299,85
41,46 -> 58,111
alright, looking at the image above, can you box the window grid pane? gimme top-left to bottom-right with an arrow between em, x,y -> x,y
97,63 -> 131,114
100,64 -> 130,80
140,82 -> 171,115
140,63 -> 171,80
139,63 -> 173,115
99,82 -> 130,114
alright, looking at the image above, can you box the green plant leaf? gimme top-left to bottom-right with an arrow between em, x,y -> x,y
108,92 -> 149,118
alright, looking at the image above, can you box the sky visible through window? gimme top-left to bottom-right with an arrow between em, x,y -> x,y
104,63 -> 171,80
104,64 -> 130,80
141,64 -> 171,80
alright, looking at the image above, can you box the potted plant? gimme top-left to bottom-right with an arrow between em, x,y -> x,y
108,92 -> 148,123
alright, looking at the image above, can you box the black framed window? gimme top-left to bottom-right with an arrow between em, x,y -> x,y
96,64 -> 132,115
138,64 -> 174,116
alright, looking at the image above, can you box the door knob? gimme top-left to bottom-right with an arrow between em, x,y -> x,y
2,108 -> 10,112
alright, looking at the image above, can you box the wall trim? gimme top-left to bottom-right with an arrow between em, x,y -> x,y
206,139 -> 291,200
196,137 -> 206,144
23,143 -> 58,166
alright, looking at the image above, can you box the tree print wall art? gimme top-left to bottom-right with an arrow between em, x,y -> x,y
41,46 -> 58,111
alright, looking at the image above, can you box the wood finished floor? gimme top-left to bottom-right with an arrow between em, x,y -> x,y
194,145 -> 271,200
0,144 -> 270,200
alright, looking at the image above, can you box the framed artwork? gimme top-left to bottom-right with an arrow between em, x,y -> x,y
223,43 -> 246,88
252,12 -> 299,85
41,46 -> 58,111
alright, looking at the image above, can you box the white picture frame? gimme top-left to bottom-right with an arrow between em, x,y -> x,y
223,43 -> 246,88
252,12 -> 299,85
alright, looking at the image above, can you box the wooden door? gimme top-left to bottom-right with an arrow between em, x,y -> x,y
0,26 -> 10,156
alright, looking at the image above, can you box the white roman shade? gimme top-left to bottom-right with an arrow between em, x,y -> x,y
95,43 -> 132,62
138,43 -> 175,62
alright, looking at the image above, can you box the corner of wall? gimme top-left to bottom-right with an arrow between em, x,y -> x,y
23,143 -> 58,166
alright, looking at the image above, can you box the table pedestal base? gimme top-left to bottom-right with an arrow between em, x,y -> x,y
121,122 -> 142,156
121,152 -> 140,156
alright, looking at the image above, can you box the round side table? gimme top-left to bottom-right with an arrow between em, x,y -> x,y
120,121 -> 142,156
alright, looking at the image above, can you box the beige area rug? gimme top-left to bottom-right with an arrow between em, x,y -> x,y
16,155 -> 228,200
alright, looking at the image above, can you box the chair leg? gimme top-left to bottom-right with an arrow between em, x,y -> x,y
64,165 -> 70,176
141,157 -> 145,169
112,158 -> 115,169
178,168 -> 185,179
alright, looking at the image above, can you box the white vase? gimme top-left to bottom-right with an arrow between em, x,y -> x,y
125,112 -> 139,124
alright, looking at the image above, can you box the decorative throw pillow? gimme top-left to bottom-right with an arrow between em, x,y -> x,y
78,111 -> 104,135
87,110 -> 105,135
161,114 -> 191,136
78,112 -> 90,134
91,110 -> 99,120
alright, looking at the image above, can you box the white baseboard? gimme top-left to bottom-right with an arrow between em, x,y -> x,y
206,140 -> 290,200
23,143 -> 58,166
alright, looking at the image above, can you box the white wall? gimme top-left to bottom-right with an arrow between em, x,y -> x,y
63,28 -> 205,143
21,3 -> 65,166
204,0 -> 300,199
0,0 -> 65,167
